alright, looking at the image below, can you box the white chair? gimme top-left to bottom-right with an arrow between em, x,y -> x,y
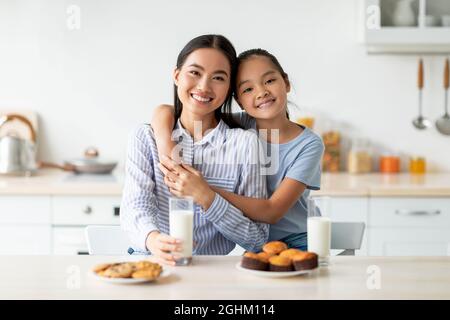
331,222 -> 365,255
85,225 -> 131,255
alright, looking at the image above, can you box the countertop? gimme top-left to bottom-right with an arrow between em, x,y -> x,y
314,173 -> 450,197
1,169 -> 450,197
1,255 -> 449,299
0,169 -> 123,196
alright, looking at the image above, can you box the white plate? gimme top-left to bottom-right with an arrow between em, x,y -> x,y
235,262 -> 315,278
91,269 -> 171,284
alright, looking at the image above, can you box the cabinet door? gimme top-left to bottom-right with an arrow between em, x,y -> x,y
0,196 -> 51,224
52,227 -> 88,255
369,228 -> 450,256
0,225 -> 51,254
329,197 -> 369,256
369,197 -> 450,228
52,196 -> 121,225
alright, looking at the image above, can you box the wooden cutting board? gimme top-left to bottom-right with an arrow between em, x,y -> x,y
0,110 -> 38,142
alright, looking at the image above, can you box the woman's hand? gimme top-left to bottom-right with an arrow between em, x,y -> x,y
159,155 -> 216,210
145,230 -> 182,266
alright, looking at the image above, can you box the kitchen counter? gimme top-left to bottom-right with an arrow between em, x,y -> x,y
0,169 -> 123,195
0,255 -> 449,299
315,173 -> 450,197
1,169 -> 450,196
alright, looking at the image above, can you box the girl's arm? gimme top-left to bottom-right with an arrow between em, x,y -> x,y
150,104 -> 177,160
212,178 -> 307,224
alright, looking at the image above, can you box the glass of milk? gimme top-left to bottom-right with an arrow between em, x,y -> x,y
169,197 -> 194,266
307,196 -> 331,266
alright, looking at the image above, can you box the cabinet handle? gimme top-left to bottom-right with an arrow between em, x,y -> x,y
114,206 -> 120,216
395,209 -> 441,216
83,206 -> 92,214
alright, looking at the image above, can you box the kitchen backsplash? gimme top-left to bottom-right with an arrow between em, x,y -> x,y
1,0 -> 449,172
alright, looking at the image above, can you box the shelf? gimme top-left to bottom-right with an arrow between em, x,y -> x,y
361,0 -> 450,54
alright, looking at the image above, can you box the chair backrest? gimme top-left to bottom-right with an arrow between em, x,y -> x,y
85,225 -> 131,255
331,222 -> 365,250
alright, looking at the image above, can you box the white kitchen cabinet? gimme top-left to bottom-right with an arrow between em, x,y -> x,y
50,196 -> 122,255
0,195 -> 122,255
368,196 -> 450,256
0,196 -> 51,224
369,197 -> 450,228
360,0 -> 450,53
52,227 -> 89,255
369,228 -> 450,255
0,225 -> 51,254
52,196 -> 121,225
0,196 -> 52,254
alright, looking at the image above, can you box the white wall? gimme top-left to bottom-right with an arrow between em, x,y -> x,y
1,0 -> 449,172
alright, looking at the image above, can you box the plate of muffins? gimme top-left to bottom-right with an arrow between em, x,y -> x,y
237,241 -> 318,278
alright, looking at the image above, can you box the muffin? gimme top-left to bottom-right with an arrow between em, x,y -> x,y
241,252 -> 269,271
256,252 -> 272,263
263,241 -> 288,255
279,248 -> 304,261
291,251 -> 318,271
268,255 -> 293,272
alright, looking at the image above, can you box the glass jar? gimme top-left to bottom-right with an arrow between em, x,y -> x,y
379,154 -> 401,173
322,130 -> 340,172
409,156 -> 426,174
347,138 -> 372,174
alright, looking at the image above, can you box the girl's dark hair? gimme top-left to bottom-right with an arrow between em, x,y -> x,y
173,34 -> 240,128
235,48 -> 291,119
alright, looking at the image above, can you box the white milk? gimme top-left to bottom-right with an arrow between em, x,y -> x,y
307,216 -> 331,260
169,210 -> 194,259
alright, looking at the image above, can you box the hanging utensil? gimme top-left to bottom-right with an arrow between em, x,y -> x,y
435,58 -> 450,135
413,58 -> 431,130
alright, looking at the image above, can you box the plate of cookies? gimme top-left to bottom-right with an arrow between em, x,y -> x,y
236,241 -> 318,278
92,260 -> 170,284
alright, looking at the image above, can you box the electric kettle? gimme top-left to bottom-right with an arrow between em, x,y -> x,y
0,114 -> 37,175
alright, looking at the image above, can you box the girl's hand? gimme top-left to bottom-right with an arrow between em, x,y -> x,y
145,230 -> 182,266
158,155 -> 215,210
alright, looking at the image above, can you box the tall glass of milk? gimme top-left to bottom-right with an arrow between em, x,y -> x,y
169,197 -> 194,266
307,196 -> 331,266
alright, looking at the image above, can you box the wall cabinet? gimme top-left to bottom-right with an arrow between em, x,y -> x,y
361,0 -> 450,53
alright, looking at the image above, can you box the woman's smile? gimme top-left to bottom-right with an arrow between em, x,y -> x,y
191,92 -> 214,105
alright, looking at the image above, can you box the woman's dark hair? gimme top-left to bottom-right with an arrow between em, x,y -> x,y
235,48 -> 291,119
173,34 -> 240,128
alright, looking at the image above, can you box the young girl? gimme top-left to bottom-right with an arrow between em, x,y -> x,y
154,48 -> 324,251
121,35 -> 269,266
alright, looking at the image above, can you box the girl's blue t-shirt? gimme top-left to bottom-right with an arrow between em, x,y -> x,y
234,112 -> 325,240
